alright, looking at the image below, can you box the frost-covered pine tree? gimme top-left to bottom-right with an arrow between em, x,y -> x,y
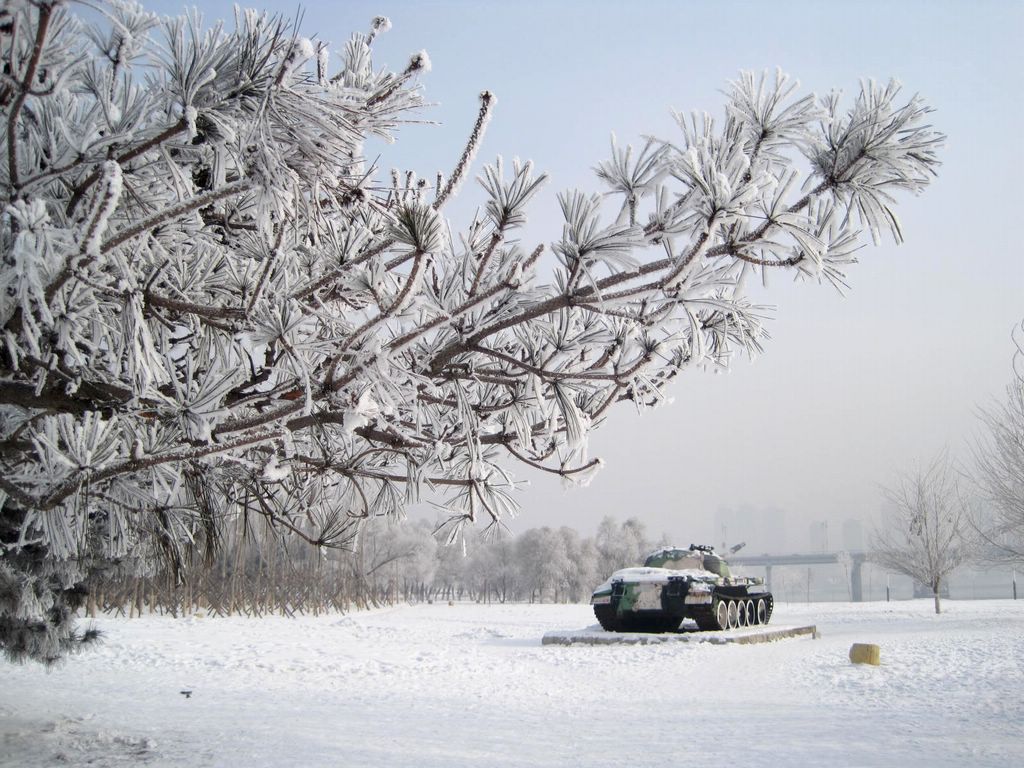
1,0 -> 942,662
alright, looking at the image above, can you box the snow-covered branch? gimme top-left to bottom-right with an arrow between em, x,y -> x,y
0,0 -> 942,662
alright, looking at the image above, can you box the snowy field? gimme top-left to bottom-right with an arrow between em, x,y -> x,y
2,600 -> 1022,767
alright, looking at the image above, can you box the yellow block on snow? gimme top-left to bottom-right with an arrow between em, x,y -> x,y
849,643 -> 881,665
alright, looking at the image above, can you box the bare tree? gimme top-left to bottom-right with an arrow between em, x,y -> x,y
0,0 -> 942,662
595,516 -> 651,575
870,454 -> 972,613
515,527 -> 571,602
361,519 -> 438,603
559,527 -> 599,603
463,531 -> 519,603
971,321 -> 1024,564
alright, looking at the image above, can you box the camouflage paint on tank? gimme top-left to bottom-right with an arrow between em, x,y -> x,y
591,544 -> 773,632
615,582 -> 664,613
643,548 -> 704,570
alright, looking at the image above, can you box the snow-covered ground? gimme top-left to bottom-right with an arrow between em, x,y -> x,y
2,600 -> 1022,767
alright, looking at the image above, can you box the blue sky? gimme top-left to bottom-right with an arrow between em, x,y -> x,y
139,0 -> 1023,549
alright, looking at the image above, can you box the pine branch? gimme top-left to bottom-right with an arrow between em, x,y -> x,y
434,91 -> 494,209
6,3 -> 52,194
64,119 -> 189,216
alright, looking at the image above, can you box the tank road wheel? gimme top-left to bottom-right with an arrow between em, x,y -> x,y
715,599 -> 730,630
743,600 -> 754,626
727,600 -> 739,629
734,600 -> 746,627
756,598 -> 767,625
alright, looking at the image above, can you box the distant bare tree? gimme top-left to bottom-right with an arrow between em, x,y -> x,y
464,531 -> 519,602
870,454 -> 972,613
361,519 -> 438,603
559,527 -> 599,603
595,516 -> 650,575
515,527 -> 571,602
971,321 -> 1024,564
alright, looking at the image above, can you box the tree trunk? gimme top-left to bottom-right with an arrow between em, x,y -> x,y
933,578 -> 942,614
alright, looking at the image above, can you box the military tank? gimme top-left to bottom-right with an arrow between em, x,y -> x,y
590,544 -> 773,632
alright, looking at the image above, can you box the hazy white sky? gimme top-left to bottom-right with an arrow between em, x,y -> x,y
142,0 -> 1022,550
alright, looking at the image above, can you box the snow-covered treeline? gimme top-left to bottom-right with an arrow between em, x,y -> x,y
1,0 -> 942,662
83,515 -> 656,614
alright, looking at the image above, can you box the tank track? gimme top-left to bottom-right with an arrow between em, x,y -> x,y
594,604 -> 682,633
596,592 -> 773,633
690,593 -> 774,631
593,603 -> 622,632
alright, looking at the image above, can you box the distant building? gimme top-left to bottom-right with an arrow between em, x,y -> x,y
714,505 -> 789,553
809,520 -> 829,553
841,519 -> 864,551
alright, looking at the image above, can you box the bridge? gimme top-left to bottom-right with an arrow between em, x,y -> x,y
729,551 -> 869,601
